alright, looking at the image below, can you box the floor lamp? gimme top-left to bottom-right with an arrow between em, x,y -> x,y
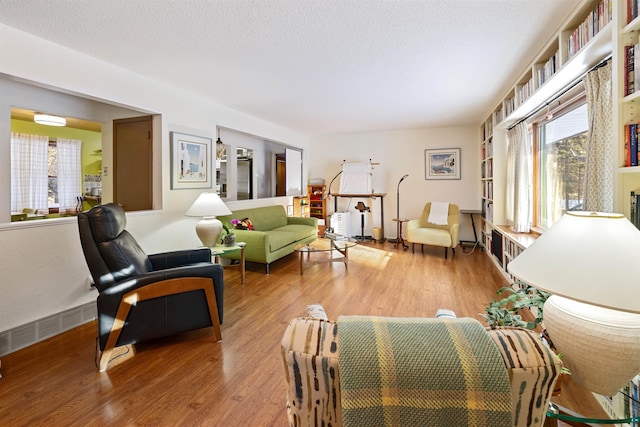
389,174 -> 408,244
507,212 -> 640,424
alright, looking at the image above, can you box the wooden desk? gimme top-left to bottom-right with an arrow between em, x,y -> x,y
460,209 -> 483,250
330,193 -> 387,242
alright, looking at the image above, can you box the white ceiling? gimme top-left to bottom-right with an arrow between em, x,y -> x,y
0,0 -> 581,136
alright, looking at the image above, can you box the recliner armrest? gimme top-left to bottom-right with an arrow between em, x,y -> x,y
149,248 -> 211,269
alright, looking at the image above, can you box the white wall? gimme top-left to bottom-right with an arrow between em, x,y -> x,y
0,24 -> 309,332
308,127 -> 481,241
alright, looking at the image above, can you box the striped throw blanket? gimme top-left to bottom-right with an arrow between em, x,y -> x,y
337,316 -> 512,427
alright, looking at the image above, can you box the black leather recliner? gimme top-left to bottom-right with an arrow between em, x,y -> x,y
78,203 -> 224,371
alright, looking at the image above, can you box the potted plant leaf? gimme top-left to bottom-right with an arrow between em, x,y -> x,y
480,281 -> 550,330
221,224 -> 236,246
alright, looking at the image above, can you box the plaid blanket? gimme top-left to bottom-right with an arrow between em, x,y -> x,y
337,316 -> 512,427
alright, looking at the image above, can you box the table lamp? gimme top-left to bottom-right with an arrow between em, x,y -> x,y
185,192 -> 232,247
507,211 -> 640,398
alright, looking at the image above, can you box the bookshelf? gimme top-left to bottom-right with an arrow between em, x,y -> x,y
307,184 -> 326,223
481,0 -> 640,423
618,8 -> 640,222
292,195 -> 309,217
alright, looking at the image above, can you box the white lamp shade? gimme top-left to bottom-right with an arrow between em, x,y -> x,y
186,192 -> 232,247
507,211 -> 640,313
185,192 -> 232,218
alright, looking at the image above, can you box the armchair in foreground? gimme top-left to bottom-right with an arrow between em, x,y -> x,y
78,203 -> 224,371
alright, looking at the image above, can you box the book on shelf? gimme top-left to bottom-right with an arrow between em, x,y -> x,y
625,44 -> 635,96
628,0 -> 640,24
624,123 -> 640,166
567,0 -> 612,60
632,191 -> 640,230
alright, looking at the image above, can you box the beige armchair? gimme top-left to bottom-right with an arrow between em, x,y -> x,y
406,202 -> 459,258
281,309 -> 562,427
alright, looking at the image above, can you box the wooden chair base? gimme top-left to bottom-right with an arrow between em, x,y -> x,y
98,277 -> 221,372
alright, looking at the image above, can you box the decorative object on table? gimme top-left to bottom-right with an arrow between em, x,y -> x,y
222,224 -> 236,246
508,211 -> 640,397
185,192 -> 232,247
424,147 -> 461,180
389,174 -> 409,244
232,218 -> 254,230
170,131 -> 213,189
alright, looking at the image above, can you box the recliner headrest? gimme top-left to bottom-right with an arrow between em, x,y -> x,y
87,203 -> 127,243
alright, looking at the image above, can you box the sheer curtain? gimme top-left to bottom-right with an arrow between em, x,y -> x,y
506,122 -> 532,232
57,138 -> 82,213
10,133 -> 49,213
583,61 -> 614,212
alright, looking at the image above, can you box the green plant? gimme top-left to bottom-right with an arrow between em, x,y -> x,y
221,224 -> 234,241
480,282 -> 550,330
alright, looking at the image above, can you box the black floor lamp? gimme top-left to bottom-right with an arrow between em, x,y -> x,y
389,174 -> 408,244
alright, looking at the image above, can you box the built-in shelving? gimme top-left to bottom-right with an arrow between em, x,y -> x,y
480,0 -> 638,422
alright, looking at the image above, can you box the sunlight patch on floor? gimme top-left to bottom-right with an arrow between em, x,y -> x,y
349,244 -> 393,269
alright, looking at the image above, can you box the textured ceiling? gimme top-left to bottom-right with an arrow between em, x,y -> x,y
0,0 -> 581,136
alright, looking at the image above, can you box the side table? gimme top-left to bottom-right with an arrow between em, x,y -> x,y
209,242 -> 246,284
392,218 -> 409,250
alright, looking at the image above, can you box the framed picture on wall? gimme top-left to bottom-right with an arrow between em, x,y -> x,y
170,131 -> 213,189
424,148 -> 461,180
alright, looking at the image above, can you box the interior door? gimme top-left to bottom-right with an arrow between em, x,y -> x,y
114,116 -> 153,211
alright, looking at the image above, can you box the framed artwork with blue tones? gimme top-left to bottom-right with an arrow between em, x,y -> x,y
171,131 -> 212,189
425,148 -> 461,180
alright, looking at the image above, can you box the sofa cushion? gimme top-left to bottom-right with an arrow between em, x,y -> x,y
409,228 -> 452,247
267,225 -> 316,252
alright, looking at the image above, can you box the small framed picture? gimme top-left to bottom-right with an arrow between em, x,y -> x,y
171,131 -> 212,189
425,148 -> 461,180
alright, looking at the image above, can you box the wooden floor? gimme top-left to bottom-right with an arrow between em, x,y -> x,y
0,242 -> 606,426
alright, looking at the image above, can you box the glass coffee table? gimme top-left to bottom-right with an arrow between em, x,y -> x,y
294,237 -> 358,275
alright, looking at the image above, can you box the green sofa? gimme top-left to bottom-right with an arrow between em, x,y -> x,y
219,205 -> 318,273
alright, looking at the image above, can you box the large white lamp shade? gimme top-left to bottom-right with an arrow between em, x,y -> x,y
508,212 -> 640,396
185,192 -> 232,247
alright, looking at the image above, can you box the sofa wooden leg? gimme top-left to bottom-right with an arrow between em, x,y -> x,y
444,247 -> 448,259
265,263 -> 270,274
411,243 -> 415,253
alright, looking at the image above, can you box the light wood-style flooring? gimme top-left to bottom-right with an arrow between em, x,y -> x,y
0,242 -> 606,426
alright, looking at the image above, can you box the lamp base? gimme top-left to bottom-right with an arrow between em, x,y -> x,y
195,217 -> 223,247
543,295 -> 640,396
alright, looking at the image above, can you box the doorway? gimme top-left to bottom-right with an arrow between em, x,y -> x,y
114,116 -> 153,211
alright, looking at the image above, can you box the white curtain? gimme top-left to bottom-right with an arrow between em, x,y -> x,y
583,61 -> 614,212
57,138 -> 82,212
10,132 -> 49,213
506,122 -> 532,232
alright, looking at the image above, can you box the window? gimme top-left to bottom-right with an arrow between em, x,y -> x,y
11,133 -> 82,218
534,100 -> 588,229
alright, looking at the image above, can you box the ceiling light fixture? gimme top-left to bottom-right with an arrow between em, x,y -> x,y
34,113 -> 66,127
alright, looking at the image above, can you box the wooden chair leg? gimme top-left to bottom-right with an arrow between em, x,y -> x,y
98,277 -> 221,372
